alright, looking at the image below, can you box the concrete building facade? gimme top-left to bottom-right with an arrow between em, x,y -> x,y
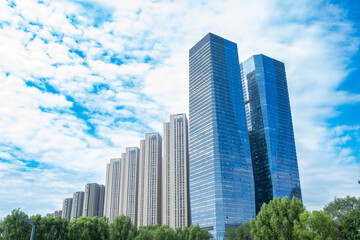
121,147 -> 140,224
162,114 -> 191,229
138,133 -> 162,226
62,198 -> 73,220
70,191 -> 84,221
137,139 -> 146,226
83,183 -> 105,218
104,158 -> 122,222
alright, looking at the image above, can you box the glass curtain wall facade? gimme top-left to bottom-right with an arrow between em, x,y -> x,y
240,54 -> 302,214
189,33 -> 255,239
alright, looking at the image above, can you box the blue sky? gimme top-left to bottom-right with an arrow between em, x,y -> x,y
0,0 -> 359,218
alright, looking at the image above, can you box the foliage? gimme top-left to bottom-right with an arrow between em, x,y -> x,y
135,224 -> 160,240
293,210 -> 339,240
109,215 -> 137,240
187,224 -> 212,240
67,216 -> 109,240
226,227 -> 237,240
153,225 -> 177,240
226,222 -> 252,240
341,208 -> 360,240
0,209 -> 211,240
0,209 -> 32,240
324,195 -> 360,239
250,197 -> 305,240
29,214 -> 69,240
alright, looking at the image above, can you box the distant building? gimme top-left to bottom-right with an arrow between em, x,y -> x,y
119,152 -> 127,215
83,183 -> 105,218
46,210 -> 62,218
189,33 -> 255,239
54,210 -> 62,218
62,198 -> 73,220
104,158 -> 122,222
240,54 -> 302,214
70,191 -> 84,221
120,147 -> 140,224
137,139 -> 146,226
137,133 -> 162,226
162,114 -> 191,229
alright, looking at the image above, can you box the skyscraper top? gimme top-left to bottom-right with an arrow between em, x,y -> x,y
189,32 -> 237,56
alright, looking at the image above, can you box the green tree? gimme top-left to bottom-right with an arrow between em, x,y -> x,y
187,225 -> 212,240
135,224 -> 160,240
153,225 -> 176,240
250,197 -> 305,240
67,216 -> 109,240
109,215 -> 137,240
226,222 -> 252,240
29,215 -> 69,240
341,208 -> 360,239
293,210 -> 339,240
324,196 -> 360,239
0,209 -> 32,240
226,227 -> 237,240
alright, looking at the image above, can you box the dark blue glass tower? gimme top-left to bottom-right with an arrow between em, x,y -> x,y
189,33 -> 255,239
240,54 -> 302,214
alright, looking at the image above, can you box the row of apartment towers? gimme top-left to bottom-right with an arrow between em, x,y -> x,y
46,183 -> 105,220
47,114 -> 189,228
48,33 -> 302,240
104,113 -> 191,229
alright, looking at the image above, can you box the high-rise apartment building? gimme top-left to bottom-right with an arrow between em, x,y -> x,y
54,210 -> 62,218
70,191 -> 84,221
104,158 -> 122,222
137,133 -> 162,226
62,198 -> 73,220
119,152 -> 126,215
189,33 -> 255,239
137,139 -> 146,226
162,114 -> 191,229
83,183 -> 105,218
240,54 -> 302,214
46,210 -> 62,218
121,147 -> 140,224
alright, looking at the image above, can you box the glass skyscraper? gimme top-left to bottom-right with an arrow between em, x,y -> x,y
240,54 -> 302,214
189,33 -> 255,239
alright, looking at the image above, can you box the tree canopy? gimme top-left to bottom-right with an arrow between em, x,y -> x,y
293,210 -> 339,240
324,196 -> 360,239
0,212 -> 211,240
0,209 -> 32,240
226,222 -> 252,240
3,196 -> 358,240
250,197 -> 305,240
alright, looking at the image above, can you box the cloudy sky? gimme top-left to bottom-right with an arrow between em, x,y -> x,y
0,0 -> 359,218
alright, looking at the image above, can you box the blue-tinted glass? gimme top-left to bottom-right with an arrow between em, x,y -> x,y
240,54 -> 302,214
189,33 -> 255,239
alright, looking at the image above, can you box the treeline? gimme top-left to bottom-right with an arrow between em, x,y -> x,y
0,212 -> 211,240
1,195 -> 359,240
226,195 -> 360,240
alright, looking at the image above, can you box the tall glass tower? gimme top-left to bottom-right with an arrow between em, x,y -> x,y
240,54 -> 302,214
189,33 -> 255,239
